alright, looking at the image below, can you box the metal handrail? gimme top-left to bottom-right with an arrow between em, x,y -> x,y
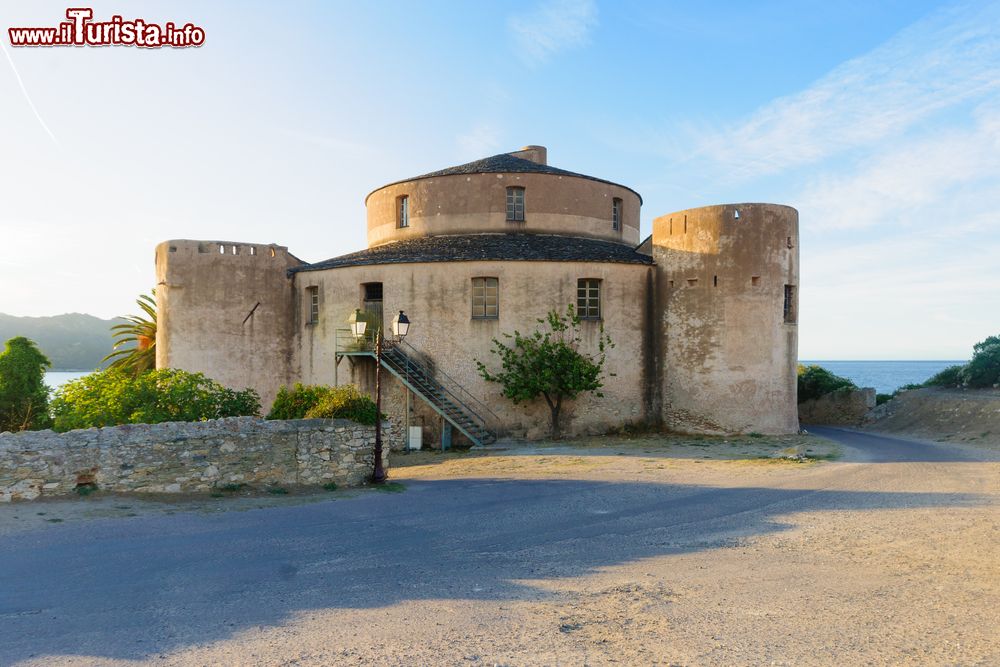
396,339 -> 501,424
382,345 -> 497,438
335,328 -> 500,441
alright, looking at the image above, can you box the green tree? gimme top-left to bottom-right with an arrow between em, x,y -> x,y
477,305 -> 613,439
924,364 -> 966,388
962,334 -> 1000,388
797,364 -> 857,403
103,291 -> 157,374
51,367 -> 259,432
0,336 -> 53,432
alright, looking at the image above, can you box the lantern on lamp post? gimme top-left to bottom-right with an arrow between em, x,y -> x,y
347,308 -> 410,484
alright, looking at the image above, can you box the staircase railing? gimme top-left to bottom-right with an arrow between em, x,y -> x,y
333,329 -> 501,445
391,339 -> 502,441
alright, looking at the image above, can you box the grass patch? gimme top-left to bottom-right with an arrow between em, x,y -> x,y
322,482 -> 338,492
374,481 -> 406,493
209,491 -> 224,498
75,485 -> 98,496
266,486 -> 289,495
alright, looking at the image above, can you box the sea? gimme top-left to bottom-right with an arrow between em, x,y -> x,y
798,360 -> 966,394
46,361 -> 966,396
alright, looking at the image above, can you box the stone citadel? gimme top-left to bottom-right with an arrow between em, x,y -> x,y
156,145 -> 799,446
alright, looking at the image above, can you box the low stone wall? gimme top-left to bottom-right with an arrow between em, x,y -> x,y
798,388 -> 876,426
0,417 -> 401,502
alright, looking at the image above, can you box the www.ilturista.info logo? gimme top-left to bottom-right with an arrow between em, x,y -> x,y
8,8 -> 205,48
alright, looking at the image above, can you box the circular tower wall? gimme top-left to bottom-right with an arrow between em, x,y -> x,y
366,172 -> 641,248
651,203 -> 799,434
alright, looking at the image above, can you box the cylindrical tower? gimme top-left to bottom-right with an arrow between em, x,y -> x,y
364,146 -> 642,248
652,203 -> 799,434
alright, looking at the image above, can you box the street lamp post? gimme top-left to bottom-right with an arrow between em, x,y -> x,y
348,308 -> 410,484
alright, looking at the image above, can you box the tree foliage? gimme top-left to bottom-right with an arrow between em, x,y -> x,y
266,383 -> 379,424
962,335 -> 1000,388
797,364 -> 857,403
924,364 -> 965,388
476,305 -> 613,439
103,291 -> 157,375
50,368 -> 260,432
0,336 -> 52,432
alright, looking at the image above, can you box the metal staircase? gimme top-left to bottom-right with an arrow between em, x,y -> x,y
335,330 -> 499,447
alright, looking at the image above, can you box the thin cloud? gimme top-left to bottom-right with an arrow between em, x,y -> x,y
691,1 -> 1000,178
457,122 -> 503,157
508,0 -> 598,65
798,102 -> 1000,231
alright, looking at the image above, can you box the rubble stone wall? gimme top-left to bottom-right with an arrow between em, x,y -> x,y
0,417 -> 400,502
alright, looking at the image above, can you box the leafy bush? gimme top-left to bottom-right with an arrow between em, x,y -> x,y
266,383 -> 330,420
796,364 -> 857,403
304,385 -> 378,425
477,305 -> 613,439
0,336 -> 52,432
51,368 -> 260,432
876,393 -> 894,406
962,335 -> 1000,388
924,364 -> 965,388
267,383 -> 378,425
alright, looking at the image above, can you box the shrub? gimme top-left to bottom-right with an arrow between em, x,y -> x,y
304,385 -> 379,425
477,305 -> 613,439
0,336 -> 52,432
962,335 -> 1000,388
50,368 -> 260,432
266,383 -> 329,420
796,364 -> 857,403
876,393 -> 894,405
267,384 -> 379,425
925,364 -> 966,388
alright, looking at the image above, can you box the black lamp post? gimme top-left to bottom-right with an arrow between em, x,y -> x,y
348,308 -> 410,484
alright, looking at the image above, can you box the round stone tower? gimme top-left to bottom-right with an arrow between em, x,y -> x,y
364,146 -> 642,248
652,203 -> 799,434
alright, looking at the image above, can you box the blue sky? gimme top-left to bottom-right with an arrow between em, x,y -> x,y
1,0 -> 997,359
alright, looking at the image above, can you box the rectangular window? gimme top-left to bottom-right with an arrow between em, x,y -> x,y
472,277 -> 499,319
577,278 -> 602,319
784,285 -> 796,323
506,187 -> 525,222
307,286 -> 319,324
398,195 -> 409,228
612,198 -> 622,231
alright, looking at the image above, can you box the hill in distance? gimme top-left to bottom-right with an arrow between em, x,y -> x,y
0,312 -> 127,371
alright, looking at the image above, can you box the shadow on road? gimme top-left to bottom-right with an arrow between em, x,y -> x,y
0,473 -> 989,663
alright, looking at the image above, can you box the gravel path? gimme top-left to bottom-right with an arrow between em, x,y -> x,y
0,431 -> 996,666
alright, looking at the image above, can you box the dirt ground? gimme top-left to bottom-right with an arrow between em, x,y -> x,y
0,433 -> 835,538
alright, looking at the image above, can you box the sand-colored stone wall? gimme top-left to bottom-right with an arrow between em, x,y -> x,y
366,172 -> 641,248
799,388 -> 876,425
294,259 -> 656,441
0,417 -> 399,502
652,204 -> 799,434
155,240 -> 303,408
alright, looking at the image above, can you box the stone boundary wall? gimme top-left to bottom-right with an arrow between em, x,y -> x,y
798,387 -> 876,426
0,417 -> 402,502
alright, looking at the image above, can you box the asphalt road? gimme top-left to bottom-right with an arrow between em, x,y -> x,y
0,429 -> 993,665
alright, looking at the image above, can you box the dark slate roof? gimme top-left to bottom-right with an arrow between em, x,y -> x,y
365,152 -> 642,204
290,234 -> 654,274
